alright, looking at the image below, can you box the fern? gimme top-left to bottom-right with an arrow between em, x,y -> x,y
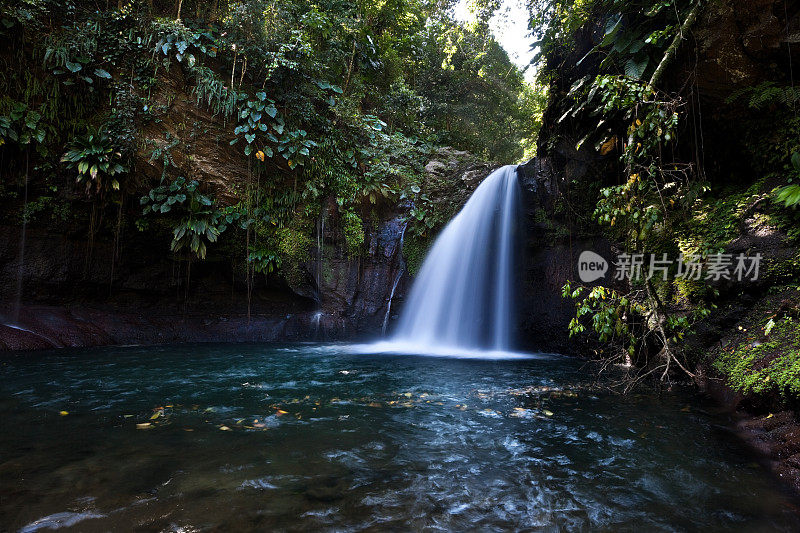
727,82 -> 800,110
191,65 -> 242,117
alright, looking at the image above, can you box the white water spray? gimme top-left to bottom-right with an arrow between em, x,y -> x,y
386,165 -> 522,353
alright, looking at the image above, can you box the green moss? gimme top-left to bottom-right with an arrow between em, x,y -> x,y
677,180 -> 766,257
341,209 -> 365,257
277,227 -> 313,287
765,252 -> 800,285
533,208 -> 571,242
712,317 -> 800,398
402,235 -> 431,275
674,276 -> 714,303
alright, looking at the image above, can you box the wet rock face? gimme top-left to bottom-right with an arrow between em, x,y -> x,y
289,209 -> 411,336
691,0 -> 800,100
0,305 -> 356,351
285,147 -> 498,337
516,158 -> 619,353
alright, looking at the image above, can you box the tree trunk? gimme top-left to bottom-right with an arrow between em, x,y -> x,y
649,2 -> 703,87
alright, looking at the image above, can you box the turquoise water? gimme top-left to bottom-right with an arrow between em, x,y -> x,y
1,343 -> 798,531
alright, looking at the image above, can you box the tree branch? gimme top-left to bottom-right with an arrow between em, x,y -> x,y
649,2 -> 704,87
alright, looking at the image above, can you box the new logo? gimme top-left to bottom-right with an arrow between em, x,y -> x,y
578,251 -> 608,283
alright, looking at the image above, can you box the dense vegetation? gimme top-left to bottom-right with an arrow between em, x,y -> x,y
533,0 -> 800,397
0,0 -> 542,305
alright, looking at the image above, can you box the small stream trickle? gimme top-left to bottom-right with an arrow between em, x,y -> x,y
382,220 -> 408,336
381,268 -> 404,335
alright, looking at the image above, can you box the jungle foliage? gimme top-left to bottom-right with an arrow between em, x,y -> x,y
530,0 -> 800,391
0,0 -> 541,298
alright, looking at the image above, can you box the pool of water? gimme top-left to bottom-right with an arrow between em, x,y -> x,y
1,343 -> 798,531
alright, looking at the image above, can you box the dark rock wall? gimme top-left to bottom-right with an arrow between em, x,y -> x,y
516,158 -> 620,353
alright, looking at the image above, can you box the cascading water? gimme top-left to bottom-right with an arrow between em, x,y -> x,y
384,165 -> 522,354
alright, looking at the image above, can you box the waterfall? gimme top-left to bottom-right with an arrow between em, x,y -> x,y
390,165 -> 522,352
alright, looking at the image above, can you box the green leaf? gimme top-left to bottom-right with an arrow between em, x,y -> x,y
65,61 -> 82,73
776,184 -> 800,208
600,16 -> 622,47
94,68 -> 112,79
624,58 -> 648,80
791,151 -> 800,173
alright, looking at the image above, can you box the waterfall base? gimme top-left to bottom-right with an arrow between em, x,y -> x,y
356,341 -> 544,360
